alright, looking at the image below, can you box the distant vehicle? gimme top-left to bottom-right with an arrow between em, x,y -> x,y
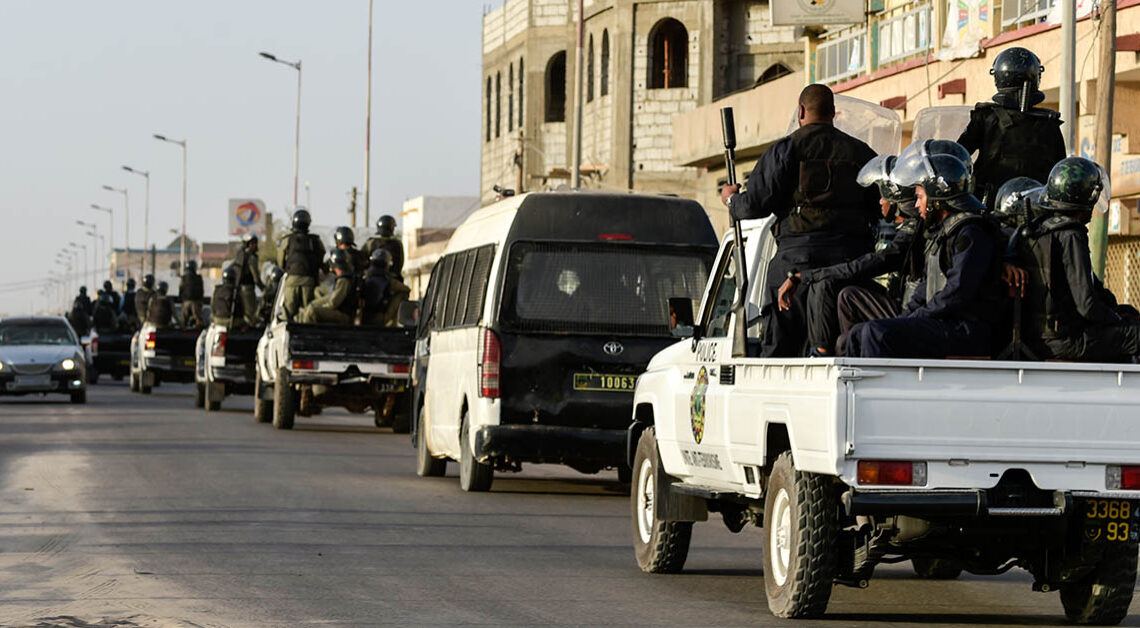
130,301 -> 204,394
254,279 -> 415,430
411,192 -> 718,492
195,320 -> 263,411
89,327 -> 133,383
0,316 -> 88,403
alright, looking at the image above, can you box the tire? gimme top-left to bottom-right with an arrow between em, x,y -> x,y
254,371 -> 273,423
129,370 -> 139,393
205,382 -> 222,412
87,368 -> 99,385
631,427 -> 692,573
458,411 -> 493,492
70,390 -> 86,404
392,404 -> 411,434
195,383 -> 206,408
911,557 -> 962,580
618,464 -> 633,484
1060,542 -> 1138,625
415,410 -> 446,477
139,370 -> 152,395
272,367 -> 295,430
762,451 -> 838,619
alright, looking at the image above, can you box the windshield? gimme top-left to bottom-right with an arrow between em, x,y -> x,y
500,243 -> 713,336
0,323 -> 77,346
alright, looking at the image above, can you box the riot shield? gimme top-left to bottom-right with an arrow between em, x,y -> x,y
910,105 -> 973,143
785,94 -> 902,155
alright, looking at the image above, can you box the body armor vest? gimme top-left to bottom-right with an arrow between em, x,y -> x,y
147,296 -> 172,325
923,213 -> 1002,321
283,232 -> 322,277
775,124 -> 876,238
973,104 -> 1063,204
212,285 -> 235,321
335,276 -> 359,318
1019,216 -> 1085,338
180,274 -> 204,300
362,273 -> 391,318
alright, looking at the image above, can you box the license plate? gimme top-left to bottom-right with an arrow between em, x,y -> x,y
182,358 -> 196,367
118,359 -> 130,366
13,375 -> 51,389
1082,499 -> 1140,543
572,373 -> 637,392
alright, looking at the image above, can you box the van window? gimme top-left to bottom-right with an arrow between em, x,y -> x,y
430,255 -> 454,329
447,252 -> 472,327
463,245 -> 496,325
431,245 -> 497,330
499,243 -> 711,336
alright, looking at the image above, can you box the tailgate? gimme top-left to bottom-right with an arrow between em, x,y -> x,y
287,323 -> 414,363
847,360 -> 1140,465
154,331 -> 201,358
225,328 -> 263,363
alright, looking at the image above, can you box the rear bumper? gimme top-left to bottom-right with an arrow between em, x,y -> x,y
289,369 -> 408,390
0,371 -> 85,394
211,365 -> 254,384
473,424 -> 626,468
149,355 -> 196,373
841,489 -> 1109,518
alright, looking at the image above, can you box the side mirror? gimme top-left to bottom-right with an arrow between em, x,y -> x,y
668,297 -> 696,338
398,300 -> 420,328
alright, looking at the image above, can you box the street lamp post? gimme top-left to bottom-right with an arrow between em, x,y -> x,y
260,51 -> 302,208
69,242 -> 89,292
104,182 -> 136,277
90,204 -> 114,280
151,137 -> 187,273
76,221 -> 100,281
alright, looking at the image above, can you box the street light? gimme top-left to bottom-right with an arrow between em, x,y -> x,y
68,241 -> 89,292
260,50 -> 302,208
152,136 -> 187,273
90,204 -> 115,279
104,182 -> 136,278
77,220 -> 100,280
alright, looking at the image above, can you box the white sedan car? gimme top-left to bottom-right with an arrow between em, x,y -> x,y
0,316 -> 88,403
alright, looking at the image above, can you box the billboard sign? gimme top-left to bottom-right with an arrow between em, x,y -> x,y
771,0 -> 864,26
228,199 -> 266,237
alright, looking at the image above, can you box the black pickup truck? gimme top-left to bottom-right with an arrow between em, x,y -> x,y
90,329 -> 132,382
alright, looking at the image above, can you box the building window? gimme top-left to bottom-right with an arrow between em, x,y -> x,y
545,51 -> 567,123
518,57 -> 524,127
587,34 -> 595,103
648,18 -> 687,89
756,63 -> 793,86
485,77 -> 492,142
508,64 -> 515,132
495,71 -> 501,138
600,30 -> 610,97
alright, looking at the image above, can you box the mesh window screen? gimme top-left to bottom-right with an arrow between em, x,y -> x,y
432,256 -> 454,327
1105,236 -> 1140,307
500,243 -> 711,335
451,251 -> 474,328
464,246 -> 496,325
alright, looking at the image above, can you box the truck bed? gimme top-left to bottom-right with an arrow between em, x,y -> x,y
225,326 -> 263,363
286,323 -> 414,364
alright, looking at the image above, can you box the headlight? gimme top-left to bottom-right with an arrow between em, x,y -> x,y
61,358 -> 77,370
0,361 -> 5,371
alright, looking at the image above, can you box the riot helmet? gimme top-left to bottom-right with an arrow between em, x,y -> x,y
79,286 -> 87,296
891,139 -> 973,192
126,278 -> 136,290
329,249 -> 351,273
1038,157 -> 1104,215
994,177 -> 1044,227
185,260 -> 197,273
990,47 -> 1045,111
157,281 -> 168,295
242,233 -> 259,250
291,209 -> 312,232
334,226 -> 355,247
103,280 -> 113,292
896,151 -> 982,214
370,248 -> 393,271
377,215 -> 396,237
142,274 -> 155,290
222,264 -> 238,284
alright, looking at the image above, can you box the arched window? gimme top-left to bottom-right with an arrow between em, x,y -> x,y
508,63 -> 515,132
485,77 -> 492,142
545,51 -> 566,123
600,30 -> 610,97
648,18 -> 688,89
586,34 -> 595,103
757,63 -> 793,86
518,57 -> 524,127
495,71 -> 501,138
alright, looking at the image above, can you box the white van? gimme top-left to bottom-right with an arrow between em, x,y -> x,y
411,191 -> 719,491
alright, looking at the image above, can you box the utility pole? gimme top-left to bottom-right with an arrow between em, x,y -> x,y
570,0 -> 584,189
364,0 -> 374,226
516,130 -> 525,193
1090,0 -> 1118,278
349,186 -> 358,228
1060,0 -> 1077,154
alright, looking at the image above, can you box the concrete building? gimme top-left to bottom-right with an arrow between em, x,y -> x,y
480,0 -> 802,205
400,195 -> 480,298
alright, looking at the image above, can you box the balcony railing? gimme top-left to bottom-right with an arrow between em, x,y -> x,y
877,4 -> 933,66
1002,0 -> 1055,29
816,27 -> 868,84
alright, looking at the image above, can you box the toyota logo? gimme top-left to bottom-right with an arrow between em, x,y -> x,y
603,341 -> 624,356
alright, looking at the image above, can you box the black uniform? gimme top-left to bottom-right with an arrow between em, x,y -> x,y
363,236 -> 405,280
957,103 -> 1066,209
146,293 -> 174,329
122,287 -> 137,322
730,122 -> 880,357
362,268 -> 411,326
847,212 -> 1004,358
92,298 -> 118,334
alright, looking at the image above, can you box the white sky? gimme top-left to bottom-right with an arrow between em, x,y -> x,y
0,0 -> 485,315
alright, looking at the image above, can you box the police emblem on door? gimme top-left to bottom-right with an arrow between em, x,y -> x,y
690,367 -> 708,444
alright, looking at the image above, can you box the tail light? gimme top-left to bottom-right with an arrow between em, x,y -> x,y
144,332 -> 156,350
90,337 -> 99,356
292,359 -> 315,370
598,233 -> 633,241
1106,465 -> 1140,490
857,460 -> 927,486
391,363 -> 410,374
211,332 -> 227,358
478,328 -> 501,398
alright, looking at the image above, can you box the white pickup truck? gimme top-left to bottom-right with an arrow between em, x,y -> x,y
629,218 -> 1140,625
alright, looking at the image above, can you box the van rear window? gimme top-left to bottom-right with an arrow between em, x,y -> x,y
499,242 -> 711,336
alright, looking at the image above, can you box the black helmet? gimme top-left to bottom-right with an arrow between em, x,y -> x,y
103,280 -> 113,292
292,209 -> 312,232
184,260 -> 197,272
79,286 -> 87,296
330,248 -> 351,272
991,47 -> 1045,109
891,140 -> 976,200
1039,157 -> 1104,213
334,226 -> 355,247
143,274 -> 155,290
157,281 -> 168,295
222,264 -> 239,283
370,248 -> 393,271
127,278 -> 136,290
377,215 -> 396,237
994,177 -> 1044,227
242,233 -> 259,249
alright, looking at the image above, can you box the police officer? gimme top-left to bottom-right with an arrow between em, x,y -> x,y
363,215 -> 404,281
957,47 -> 1067,209
147,281 -> 174,330
1012,157 -> 1140,361
74,286 -> 93,316
102,280 -> 121,312
211,266 -> 240,328
276,209 -> 326,321
720,84 -> 880,357
122,278 -> 137,324
134,275 -> 156,327
258,265 -> 285,324
92,291 -> 118,334
361,250 -> 411,326
231,234 -> 265,327
334,226 -> 369,275
299,249 -> 358,325
67,295 -> 92,337
847,150 -> 1004,359
179,260 -> 206,328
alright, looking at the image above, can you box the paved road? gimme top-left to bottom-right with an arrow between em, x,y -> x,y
1,384 -> 1137,627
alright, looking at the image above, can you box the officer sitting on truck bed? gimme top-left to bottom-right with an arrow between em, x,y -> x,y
720,84 -> 880,357
361,249 -> 410,327
299,249 -> 358,325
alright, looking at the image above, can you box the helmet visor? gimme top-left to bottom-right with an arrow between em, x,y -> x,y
857,155 -> 894,188
889,141 -> 935,189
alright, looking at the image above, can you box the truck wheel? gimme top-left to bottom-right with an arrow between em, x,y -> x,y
254,371 -> 273,423
631,427 -> 691,574
1060,542 -> 1138,625
140,370 -> 153,395
415,411 -> 446,477
195,383 -> 206,408
272,367 -> 295,430
912,558 -> 962,580
763,451 -> 837,619
392,402 -> 411,434
70,390 -> 86,404
87,368 -> 99,385
205,382 -> 222,412
458,412 -> 493,492
129,370 -> 139,393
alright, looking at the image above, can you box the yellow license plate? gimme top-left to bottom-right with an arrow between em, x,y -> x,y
573,373 -> 637,392
1083,499 -> 1139,543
